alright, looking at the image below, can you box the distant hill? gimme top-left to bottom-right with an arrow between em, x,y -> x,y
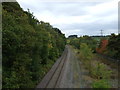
68,35 -> 78,38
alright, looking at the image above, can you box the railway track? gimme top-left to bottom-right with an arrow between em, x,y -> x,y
36,46 -> 68,88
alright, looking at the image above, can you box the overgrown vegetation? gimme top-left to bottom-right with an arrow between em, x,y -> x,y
91,62 -> 112,80
79,43 -> 93,74
2,2 -> 66,88
68,35 -> 114,88
79,43 -> 112,88
92,79 -> 111,88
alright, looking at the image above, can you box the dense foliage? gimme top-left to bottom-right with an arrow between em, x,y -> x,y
96,34 -> 120,60
79,43 -> 93,60
2,2 -> 66,88
105,34 -> 120,60
69,35 -> 116,88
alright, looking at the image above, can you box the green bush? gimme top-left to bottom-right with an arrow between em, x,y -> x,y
79,43 -> 93,74
92,79 -> 111,88
91,62 -> 112,79
79,43 -> 93,60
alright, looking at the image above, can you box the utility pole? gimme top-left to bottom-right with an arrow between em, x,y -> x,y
100,29 -> 103,36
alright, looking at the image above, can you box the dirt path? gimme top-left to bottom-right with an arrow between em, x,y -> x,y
57,46 -> 84,88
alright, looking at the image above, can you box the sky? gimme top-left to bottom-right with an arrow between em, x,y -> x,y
16,0 -> 119,37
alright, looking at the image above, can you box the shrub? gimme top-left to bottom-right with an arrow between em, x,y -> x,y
92,79 -> 111,88
79,43 -> 93,74
79,43 -> 93,60
91,62 -> 112,79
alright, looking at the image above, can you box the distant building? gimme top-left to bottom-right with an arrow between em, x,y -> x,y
68,35 -> 78,38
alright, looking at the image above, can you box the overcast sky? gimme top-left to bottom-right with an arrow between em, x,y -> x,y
17,0 -> 118,37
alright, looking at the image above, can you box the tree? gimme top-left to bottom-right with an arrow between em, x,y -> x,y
79,43 -> 93,74
2,2 -> 66,88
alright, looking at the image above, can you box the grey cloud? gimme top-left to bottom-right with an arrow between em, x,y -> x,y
26,2 -> 104,16
60,19 -> 117,30
17,0 -> 118,37
57,18 -> 117,36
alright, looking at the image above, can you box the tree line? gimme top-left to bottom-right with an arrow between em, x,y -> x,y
2,2 -> 66,88
68,35 -> 97,52
68,34 -> 120,61
97,34 -> 120,60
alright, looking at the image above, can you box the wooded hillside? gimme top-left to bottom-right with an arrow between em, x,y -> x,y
2,2 -> 66,88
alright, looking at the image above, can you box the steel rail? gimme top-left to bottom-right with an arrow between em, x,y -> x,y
36,46 -> 68,88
